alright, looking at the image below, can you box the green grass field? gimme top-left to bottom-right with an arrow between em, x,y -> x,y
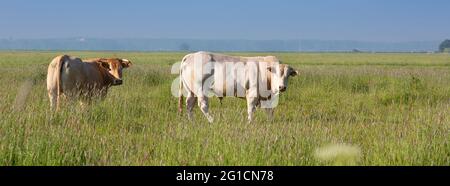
0,51 -> 448,165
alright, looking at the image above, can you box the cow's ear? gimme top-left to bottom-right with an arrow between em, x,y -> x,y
267,66 -> 274,72
101,62 -> 110,69
97,60 -> 110,70
121,59 -> 132,68
290,70 -> 299,77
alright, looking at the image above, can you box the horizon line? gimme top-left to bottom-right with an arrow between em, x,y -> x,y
0,37 -> 444,43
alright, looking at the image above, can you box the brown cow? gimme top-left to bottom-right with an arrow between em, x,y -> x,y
46,55 -> 132,110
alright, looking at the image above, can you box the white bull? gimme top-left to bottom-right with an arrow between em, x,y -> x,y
177,51 -> 298,123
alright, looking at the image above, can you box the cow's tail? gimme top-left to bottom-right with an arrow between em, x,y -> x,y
55,55 -> 67,110
57,55 -> 67,94
178,55 -> 188,113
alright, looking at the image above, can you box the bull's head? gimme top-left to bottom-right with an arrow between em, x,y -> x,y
97,58 -> 132,85
267,63 -> 298,93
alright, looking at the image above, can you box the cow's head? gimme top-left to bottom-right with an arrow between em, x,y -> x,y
267,63 -> 298,93
97,58 -> 132,85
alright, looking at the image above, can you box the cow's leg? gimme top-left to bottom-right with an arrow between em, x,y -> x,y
198,97 -> 214,123
246,96 -> 259,123
48,89 -> 58,110
47,84 -> 63,111
264,108 -> 274,121
75,90 -> 89,110
186,92 -> 196,121
98,88 -> 108,102
79,97 -> 91,110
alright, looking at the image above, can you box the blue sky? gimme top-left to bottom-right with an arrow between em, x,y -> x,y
0,0 -> 449,41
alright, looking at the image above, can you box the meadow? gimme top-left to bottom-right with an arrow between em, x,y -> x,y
0,51 -> 448,165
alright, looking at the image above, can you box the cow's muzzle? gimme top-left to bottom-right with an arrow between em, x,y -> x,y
279,86 -> 287,92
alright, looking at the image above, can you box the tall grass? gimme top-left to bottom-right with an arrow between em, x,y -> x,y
0,51 -> 448,165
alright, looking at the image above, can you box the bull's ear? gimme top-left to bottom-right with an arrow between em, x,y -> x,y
121,59 -> 132,68
290,70 -> 299,77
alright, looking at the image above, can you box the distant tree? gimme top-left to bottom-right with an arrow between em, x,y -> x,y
439,39 -> 450,52
352,49 -> 362,53
179,43 -> 190,51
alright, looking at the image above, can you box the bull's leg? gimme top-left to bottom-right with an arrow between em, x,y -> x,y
186,92 -> 197,121
198,97 -> 214,123
246,96 -> 259,123
264,108 -> 274,121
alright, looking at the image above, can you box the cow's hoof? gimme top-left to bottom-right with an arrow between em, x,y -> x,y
206,116 -> 214,124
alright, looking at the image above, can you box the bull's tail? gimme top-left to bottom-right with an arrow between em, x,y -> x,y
178,55 -> 188,113
178,76 -> 184,113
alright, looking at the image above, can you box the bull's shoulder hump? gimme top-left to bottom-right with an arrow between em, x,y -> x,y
209,53 -> 248,63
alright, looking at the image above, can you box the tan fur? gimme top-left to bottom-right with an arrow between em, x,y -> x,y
46,55 -> 67,110
47,55 -> 131,110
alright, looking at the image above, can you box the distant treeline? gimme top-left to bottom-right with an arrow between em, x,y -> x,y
0,38 -> 440,52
